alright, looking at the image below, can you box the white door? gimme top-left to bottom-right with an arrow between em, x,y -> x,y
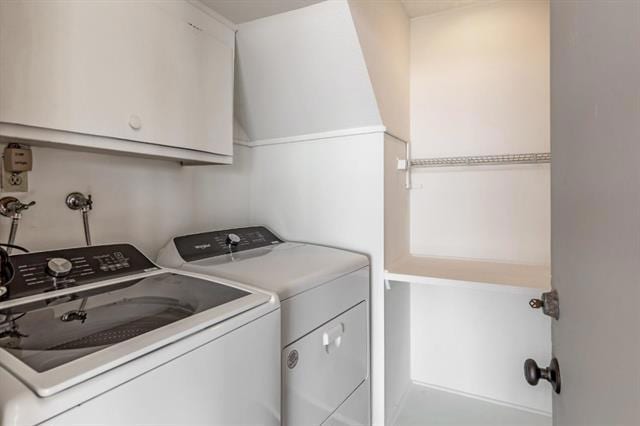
550,1 -> 640,425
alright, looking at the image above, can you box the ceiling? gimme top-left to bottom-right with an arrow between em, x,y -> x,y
201,0 -> 325,24
202,0 -> 494,24
401,0 -> 494,18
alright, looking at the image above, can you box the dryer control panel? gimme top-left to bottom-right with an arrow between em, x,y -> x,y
4,244 -> 158,300
174,226 -> 283,262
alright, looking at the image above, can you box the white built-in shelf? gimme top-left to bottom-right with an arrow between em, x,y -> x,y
385,255 -> 550,291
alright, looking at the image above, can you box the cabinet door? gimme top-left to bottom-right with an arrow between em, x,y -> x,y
0,1 -> 233,156
147,2 -> 234,155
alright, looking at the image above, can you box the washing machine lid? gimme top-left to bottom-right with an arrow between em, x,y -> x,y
0,271 -> 269,397
184,242 -> 369,300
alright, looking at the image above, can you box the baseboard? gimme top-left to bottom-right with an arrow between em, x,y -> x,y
387,382 -> 412,426
412,380 -> 552,417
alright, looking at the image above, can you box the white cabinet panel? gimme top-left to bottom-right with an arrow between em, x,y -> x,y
0,1 -> 233,159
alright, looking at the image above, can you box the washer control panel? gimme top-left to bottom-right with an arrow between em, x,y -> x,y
4,244 -> 158,300
174,226 -> 283,262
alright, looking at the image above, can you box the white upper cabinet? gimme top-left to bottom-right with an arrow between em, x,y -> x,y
0,0 -> 234,163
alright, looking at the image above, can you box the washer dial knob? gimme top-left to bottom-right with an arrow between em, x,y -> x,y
226,233 -> 241,247
46,258 -> 73,278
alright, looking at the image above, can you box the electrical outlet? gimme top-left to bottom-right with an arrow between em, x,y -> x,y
2,170 -> 28,192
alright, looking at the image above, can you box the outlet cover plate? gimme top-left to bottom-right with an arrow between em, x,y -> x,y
2,170 -> 28,192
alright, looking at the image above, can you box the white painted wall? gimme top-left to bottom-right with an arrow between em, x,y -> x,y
248,133 -> 386,425
411,166 -> 550,262
407,0 -> 552,415
235,0 -> 381,142
348,0 -> 410,142
410,0 -> 550,264
411,284 -> 552,414
0,144 -> 251,258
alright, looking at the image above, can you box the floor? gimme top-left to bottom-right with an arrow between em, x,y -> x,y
394,385 -> 552,426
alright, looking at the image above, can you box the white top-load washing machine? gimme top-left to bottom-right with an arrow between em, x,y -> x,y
157,226 -> 371,426
0,243 -> 280,425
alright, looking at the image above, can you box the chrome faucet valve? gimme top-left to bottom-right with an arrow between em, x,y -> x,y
0,197 -> 36,254
0,197 -> 35,218
66,192 -> 94,246
66,192 -> 92,212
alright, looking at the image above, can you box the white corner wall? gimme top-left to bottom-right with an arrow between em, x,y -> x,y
384,280 -> 411,423
384,135 -> 409,267
0,145 -> 251,257
348,0 -> 411,142
248,134 -> 384,258
235,0 -> 381,142
408,0 -> 552,415
383,134 -> 411,423
234,3 -> 411,423
346,1 -> 412,420
410,0 -> 550,264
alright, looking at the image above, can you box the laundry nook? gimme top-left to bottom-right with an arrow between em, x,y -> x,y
0,1 -> 637,425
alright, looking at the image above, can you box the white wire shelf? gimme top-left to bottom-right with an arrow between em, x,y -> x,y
411,152 -> 551,168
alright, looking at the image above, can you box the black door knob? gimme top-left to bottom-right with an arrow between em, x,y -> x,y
524,358 -> 561,394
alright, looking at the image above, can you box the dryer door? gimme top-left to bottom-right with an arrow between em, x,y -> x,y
283,301 -> 368,426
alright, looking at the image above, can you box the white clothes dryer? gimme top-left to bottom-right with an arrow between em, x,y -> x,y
157,226 -> 371,426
